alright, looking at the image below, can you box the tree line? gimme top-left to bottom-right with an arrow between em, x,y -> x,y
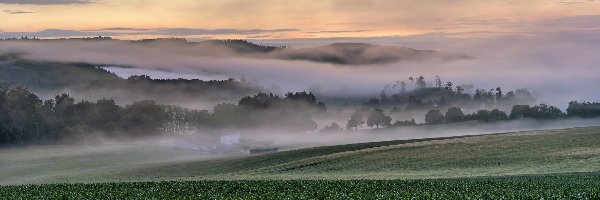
368,76 -> 535,112
0,85 -> 325,145
345,101 -> 600,130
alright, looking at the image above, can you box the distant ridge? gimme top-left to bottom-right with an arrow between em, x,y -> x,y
0,38 -> 471,65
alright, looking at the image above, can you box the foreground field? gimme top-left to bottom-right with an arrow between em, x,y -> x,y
2,173 -> 599,199
1,126 -> 600,184
128,126 -> 600,180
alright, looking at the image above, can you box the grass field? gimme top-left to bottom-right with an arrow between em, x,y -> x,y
2,126 -> 600,185
116,126 -> 600,181
1,126 -> 600,198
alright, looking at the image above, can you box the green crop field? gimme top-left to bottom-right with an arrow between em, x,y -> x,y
2,126 -> 600,198
2,173 -> 600,199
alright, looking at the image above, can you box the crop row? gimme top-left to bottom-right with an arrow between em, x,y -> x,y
1,173 -> 599,199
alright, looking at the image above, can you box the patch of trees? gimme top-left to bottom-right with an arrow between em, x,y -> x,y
346,110 -> 366,130
0,86 -> 174,145
199,39 -> 286,53
390,119 -> 417,128
82,75 -> 264,102
424,110 -> 445,124
566,101 -> 600,118
0,86 -> 325,145
368,76 -> 536,112
420,104 -> 562,125
208,92 -> 325,130
123,75 -> 258,95
346,108 -> 397,129
366,109 -> 392,128
321,122 -> 342,132
466,109 -> 509,122
346,101 -> 600,130
126,75 -> 256,91
509,104 -> 564,119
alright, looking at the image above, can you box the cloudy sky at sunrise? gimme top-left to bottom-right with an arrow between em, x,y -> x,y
2,0 -> 600,40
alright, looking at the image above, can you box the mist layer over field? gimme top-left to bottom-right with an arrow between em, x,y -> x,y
2,123 -> 599,185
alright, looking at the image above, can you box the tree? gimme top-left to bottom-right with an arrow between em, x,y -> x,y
455,85 -> 464,94
400,81 -> 407,93
567,101 -> 600,118
322,122 -> 342,132
365,98 -> 380,107
510,105 -> 531,119
380,91 -> 389,103
445,81 -> 453,91
284,91 -> 326,111
531,104 -> 564,119
6,86 -> 45,143
121,100 -> 169,136
488,109 -> 509,121
495,87 -> 503,101
392,118 -> 416,127
416,76 -> 426,88
239,93 -> 280,108
91,99 -> 122,133
425,109 -> 444,124
445,107 -> 465,123
366,108 -> 392,128
471,109 -> 508,122
434,76 -> 442,88
346,110 -> 365,130
510,104 -> 564,119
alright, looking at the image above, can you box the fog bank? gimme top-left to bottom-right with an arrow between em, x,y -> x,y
1,31 -> 600,107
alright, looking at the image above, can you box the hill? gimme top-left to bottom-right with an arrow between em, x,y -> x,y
0,54 -> 120,90
191,40 -> 471,65
0,54 -> 262,104
1,39 -> 470,66
1,126 -> 599,185
271,43 -> 471,65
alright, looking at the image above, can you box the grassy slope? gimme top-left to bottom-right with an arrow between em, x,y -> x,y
1,126 -> 599,185
244,126 -> 600,179
127,126 -> 600,180
0,59 -> 120,90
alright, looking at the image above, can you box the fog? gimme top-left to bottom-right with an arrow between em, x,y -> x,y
255,118 -> 600,149
1,31 -> 600,154
3,117 -> 599,185
2,31 -> 599,108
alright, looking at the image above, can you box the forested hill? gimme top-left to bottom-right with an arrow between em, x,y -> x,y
0,54 -> 263,103
0,38 -> 470,65
129,39 -> 471,65
272,43 -> 472,65
0,54 -> 120,90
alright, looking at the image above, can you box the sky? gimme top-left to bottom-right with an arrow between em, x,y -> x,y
2,0 -> 600,40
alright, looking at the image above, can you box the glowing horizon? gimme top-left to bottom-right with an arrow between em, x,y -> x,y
2,0 -> 600,40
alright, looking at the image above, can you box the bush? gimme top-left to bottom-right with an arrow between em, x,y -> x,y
425,109 -> 444,124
